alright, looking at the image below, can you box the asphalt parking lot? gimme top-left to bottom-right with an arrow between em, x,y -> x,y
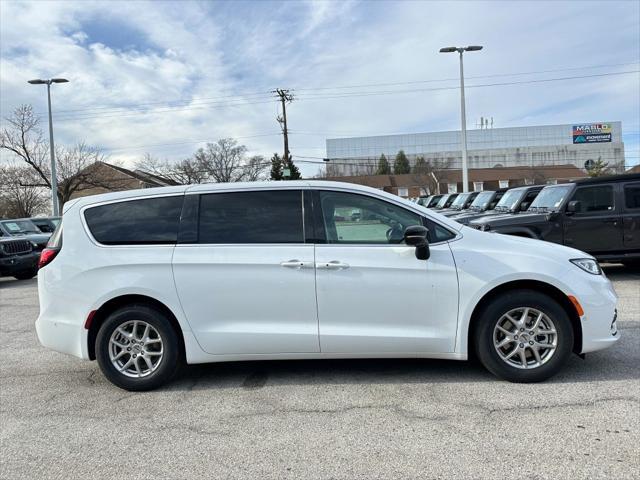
1,266 -> 638,480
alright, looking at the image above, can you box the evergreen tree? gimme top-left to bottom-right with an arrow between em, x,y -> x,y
270,153 -> 283,180
284,158 -> 302,180
270,153 -> 302,180
586,157 -> 611,177
375,154 -> 391,175
394,150 -> 411,174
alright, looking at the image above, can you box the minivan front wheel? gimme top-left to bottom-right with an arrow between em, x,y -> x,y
474,290 -> 574,382
96,305 -> 180,391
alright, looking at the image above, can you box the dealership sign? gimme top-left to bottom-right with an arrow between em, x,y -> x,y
573,123 -> 612,144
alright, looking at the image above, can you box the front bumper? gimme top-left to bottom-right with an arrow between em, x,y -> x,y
0,252 -> 39,276
565,271 -> 620,354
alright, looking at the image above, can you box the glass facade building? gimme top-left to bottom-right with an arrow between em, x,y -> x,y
325,122 -> 625,176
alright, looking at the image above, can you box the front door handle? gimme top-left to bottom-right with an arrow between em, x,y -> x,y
317,260 -> 350,270
280,260 -> 313,269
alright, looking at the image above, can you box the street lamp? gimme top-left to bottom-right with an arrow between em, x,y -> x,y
439,46 -> 483,192
28,78 -> 69,216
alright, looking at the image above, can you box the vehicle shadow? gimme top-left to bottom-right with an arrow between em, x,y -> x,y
169,342 -> 639,391
0,277 -> 37,289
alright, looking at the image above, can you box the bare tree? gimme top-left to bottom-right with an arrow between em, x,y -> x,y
137,153 -> 208,185
412,156 -> 451,194
0,164 -> 48,217
195,138 -> 267,183
0,105 -> 111,206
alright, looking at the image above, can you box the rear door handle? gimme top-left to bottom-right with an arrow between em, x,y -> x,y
317,260 -> 350,270
280,260 -> 313,269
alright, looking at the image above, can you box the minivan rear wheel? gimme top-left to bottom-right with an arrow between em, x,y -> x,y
474,290 -> 574,382
96,305 -> 180,391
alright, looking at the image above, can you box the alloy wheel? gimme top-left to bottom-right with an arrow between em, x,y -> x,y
493,307 -> 557,369
108,320 -> 164,378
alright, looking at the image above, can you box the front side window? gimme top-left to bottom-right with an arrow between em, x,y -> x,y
84,195 -> 184,245
570,185 -> 614,214
318,191 -> 453,244
199,190 -> 303,244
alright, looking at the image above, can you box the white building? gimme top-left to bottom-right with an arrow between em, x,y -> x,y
325,122 -> 625,176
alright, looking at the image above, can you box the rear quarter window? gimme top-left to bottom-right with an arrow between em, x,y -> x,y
84,195 -> 184,245
624,183 -> 640,210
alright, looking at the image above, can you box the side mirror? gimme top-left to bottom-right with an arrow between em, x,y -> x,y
404,225 -> 430,260
566,200 -> 582,215
519,202 -> 530,211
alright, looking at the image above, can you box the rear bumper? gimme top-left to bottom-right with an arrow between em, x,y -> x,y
35,314 -> 89,359
36,269 -> 90,359
0,252 -> 38,276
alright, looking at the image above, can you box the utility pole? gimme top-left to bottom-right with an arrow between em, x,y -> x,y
273,89 -> 294,177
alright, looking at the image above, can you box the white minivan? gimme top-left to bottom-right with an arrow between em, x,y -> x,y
36,181 -> 619,390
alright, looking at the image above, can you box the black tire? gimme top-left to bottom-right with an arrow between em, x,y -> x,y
13,268 -> 37,280
474,289 -> 574,383
96,304 -> 181,391
622,260 -> 640,271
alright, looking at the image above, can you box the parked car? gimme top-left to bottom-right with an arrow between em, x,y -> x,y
0,237 -> 39,280
449,188 -> 508,225
0,218 -> 51,250
437,191 -> 480,217
36,181 -> 619,391
429,193 -> 458,210
30,216 -> 61,233
417,194 -> 443,208
468,173 -> 640,265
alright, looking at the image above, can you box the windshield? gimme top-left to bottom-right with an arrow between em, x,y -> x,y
0,220 -> 41,235
529,185 -> 572,211
495,189 -> 525,211
450,193 -> 470,208
435,195 -> 450,208
417,196 -> 431,206
470,191 -> 494,210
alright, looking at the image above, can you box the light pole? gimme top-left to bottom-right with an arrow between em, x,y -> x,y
439,46 -> 482,193
28,78 -> 69,216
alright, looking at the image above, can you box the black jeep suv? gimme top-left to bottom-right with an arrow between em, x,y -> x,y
0,238 -> 39,280
468,173 -> 640,265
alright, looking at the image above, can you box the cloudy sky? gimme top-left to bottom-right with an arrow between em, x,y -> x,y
1,0 -> 639,176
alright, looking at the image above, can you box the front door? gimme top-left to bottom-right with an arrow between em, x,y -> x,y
563,184 -> 623,253
172,189 -> 319,355
313,190 -> 459,354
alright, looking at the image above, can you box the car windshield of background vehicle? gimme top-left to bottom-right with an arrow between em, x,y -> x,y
469,191 -> 494,210
0,220 -> 41,235
494,189 -> 524,211
451,193 -> 470,208
435,195 -> 450,208
529,185 -> 572,212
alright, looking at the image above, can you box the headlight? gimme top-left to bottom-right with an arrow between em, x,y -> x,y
570,258 -> 602,275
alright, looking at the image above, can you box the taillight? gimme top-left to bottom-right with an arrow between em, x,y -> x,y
38,248 -> 60,269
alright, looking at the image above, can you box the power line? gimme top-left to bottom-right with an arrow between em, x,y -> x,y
293,70 -> 640,101
25,61 -> 636,118
40,69 -> 639,123
290,61 -> 640,92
